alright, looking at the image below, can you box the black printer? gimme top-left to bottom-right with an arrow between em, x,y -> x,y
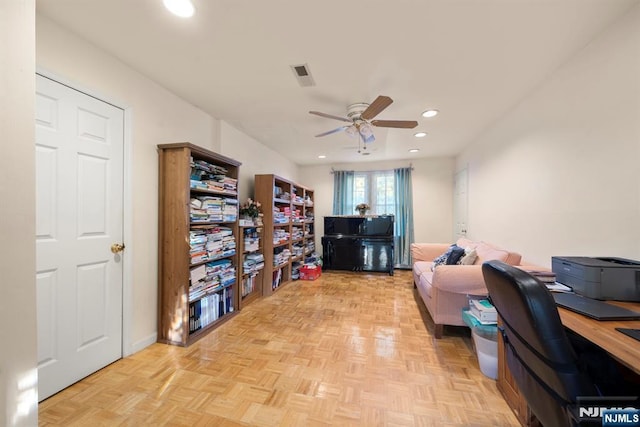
552,256 -> 640,302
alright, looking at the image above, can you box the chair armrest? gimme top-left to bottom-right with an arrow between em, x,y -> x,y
431,265 -> 488,295
411,243 -> 450,263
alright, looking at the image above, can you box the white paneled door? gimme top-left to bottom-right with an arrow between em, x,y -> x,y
454,168 -> 468,239
35,74 -> 124,401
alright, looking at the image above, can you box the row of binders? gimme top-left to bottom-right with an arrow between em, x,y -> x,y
189,259 -> 236,301
190,158 -> 238,194
190,196 -> 238,223
189,227 -> 236,264
189,286 -> 234,333
241,273 -> 259,297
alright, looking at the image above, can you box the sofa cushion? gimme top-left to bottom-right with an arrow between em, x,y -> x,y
456,237 -> 477,249
418,270 -> 434,298
413,261 -> 432,281
473,242 -> 509,264
471,242 -> 522,265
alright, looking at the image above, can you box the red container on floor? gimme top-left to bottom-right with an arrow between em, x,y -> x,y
299,265 -> 321,280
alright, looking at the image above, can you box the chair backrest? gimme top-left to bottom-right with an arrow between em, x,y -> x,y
482,260 -> 598,427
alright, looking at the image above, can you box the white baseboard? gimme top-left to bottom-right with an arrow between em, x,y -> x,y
126,332 -> 158,356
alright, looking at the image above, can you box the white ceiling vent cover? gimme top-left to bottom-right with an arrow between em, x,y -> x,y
290,63 -> 315,87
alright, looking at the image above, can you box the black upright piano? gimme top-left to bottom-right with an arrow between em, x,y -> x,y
322,215 -> 394,275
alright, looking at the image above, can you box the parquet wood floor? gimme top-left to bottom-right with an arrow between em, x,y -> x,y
39,270 -> 519,426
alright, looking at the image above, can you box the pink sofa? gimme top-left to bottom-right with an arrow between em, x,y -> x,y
411,238 -> 523,338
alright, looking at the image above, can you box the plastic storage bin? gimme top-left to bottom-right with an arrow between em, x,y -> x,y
299,265 -> 321,280
462,308 -> 498,379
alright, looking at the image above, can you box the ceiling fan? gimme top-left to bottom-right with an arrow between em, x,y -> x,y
309,95 -> 418,144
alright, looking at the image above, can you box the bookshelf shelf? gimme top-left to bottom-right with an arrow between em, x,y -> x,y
157,143 -> 241,346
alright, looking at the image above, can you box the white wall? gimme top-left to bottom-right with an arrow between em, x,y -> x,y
299,157 -> 455,251
220,121 -> 299,202
457,4 -> 640,267
37,15 -> 219,350
35,15 -> 303,352
1,2 -> 38,425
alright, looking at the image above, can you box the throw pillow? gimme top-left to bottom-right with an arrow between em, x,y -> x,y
432,244 -> 465,270
432,250 -> 449,271
458,247 -> 478,265
446,244 -> 466,265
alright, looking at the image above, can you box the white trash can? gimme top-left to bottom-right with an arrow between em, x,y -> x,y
471,327 -> 498,380
462,307 -> 498,380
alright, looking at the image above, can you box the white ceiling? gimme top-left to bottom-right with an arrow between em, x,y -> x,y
36,0 -> 637,165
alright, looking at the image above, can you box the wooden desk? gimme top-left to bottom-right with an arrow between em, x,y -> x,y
557,301 -> 640,374
497,301 -> 640,427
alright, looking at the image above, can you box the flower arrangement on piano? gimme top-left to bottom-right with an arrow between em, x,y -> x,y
240,198 -> 262,218
355,203 -> 370,215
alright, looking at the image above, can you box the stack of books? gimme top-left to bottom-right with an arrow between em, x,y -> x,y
243,253 -> 264,273
305,241 -> 315,253
273,247 -> 291,266
188,259 -> 236,301
190,159 -> 237,194
524,269 -> 557,284
273,228 -> 290,244
273,207 -> 289,224
291,227 -> 303,240
292,243 -> 304,258
468,298 -> 497,324
189,227 -> 235,264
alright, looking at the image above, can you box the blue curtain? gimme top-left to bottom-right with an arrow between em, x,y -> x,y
332,170 -> 354,214
394,167 -> 414,268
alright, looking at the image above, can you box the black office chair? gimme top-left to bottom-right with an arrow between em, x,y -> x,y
482,260 -> 599,427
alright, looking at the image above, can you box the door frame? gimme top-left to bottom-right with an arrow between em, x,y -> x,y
453,167 -> 468,240
36,68 -> 136,357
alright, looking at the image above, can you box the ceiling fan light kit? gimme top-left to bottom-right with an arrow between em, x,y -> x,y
310,95 -> 418,145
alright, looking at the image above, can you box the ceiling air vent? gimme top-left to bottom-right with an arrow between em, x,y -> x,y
290,63 -> 315,87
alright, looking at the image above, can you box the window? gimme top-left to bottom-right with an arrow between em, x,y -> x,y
332,167 -> 414,267
353,170 -> 395,215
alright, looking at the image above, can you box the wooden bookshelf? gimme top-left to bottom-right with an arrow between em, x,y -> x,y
238,223 -> 264,309
157,143 -> 241,346
254,174 -> 316,296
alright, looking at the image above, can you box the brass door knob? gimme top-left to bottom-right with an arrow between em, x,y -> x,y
111,243 -> 125,254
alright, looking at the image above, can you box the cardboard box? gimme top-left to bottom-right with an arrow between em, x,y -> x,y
299,265 -> 321,281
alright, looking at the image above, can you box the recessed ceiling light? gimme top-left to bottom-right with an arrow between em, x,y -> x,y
409,148 -> 420,153
414,132 -> 427,138
421,109 -> 439,118
318,155 -> 326,159
163,0 -> 195,17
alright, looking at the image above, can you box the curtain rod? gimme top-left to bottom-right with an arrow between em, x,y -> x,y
330,164 -> 413,174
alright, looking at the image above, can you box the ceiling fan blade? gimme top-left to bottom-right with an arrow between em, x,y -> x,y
360,95 -> 393,120
315,126 -> 349,137
371,119 -> 418,129
309,111 -> 352,123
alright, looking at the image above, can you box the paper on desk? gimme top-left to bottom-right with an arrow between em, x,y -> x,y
546,282 -> 573,293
